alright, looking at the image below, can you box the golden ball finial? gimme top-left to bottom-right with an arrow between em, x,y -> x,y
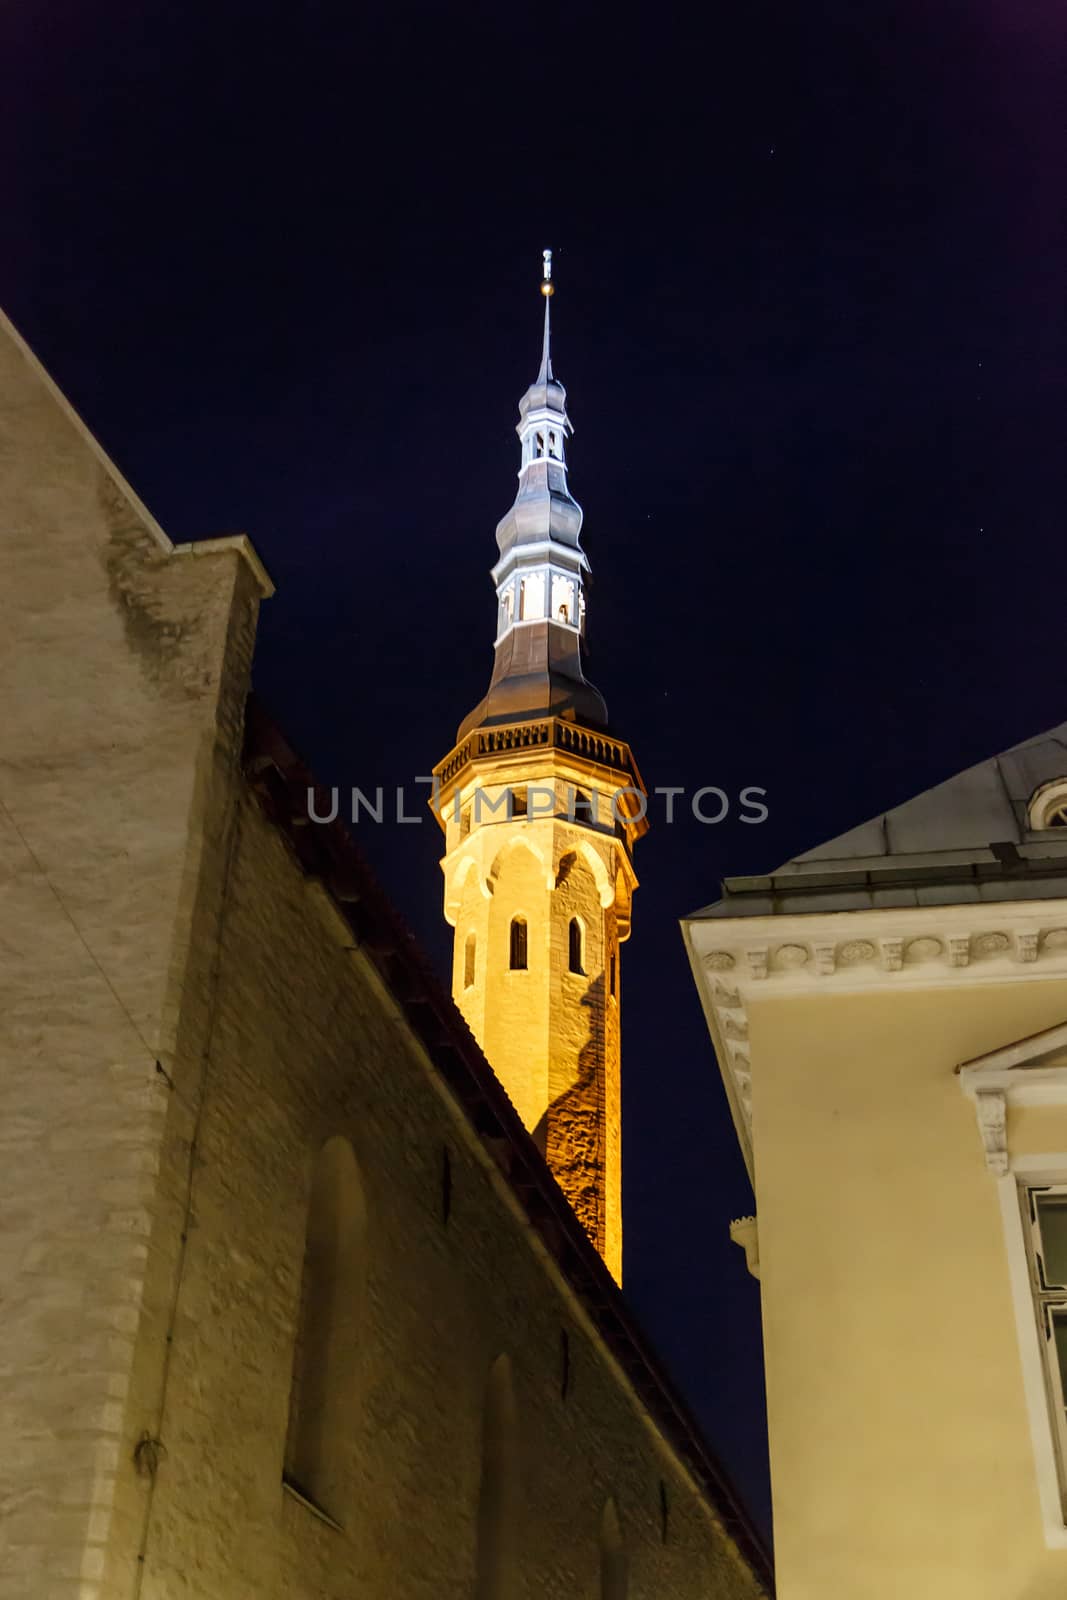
540,280 -> 554,297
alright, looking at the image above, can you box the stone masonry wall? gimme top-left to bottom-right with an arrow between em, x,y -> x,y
1,307 -> 767,1600
130,788 -> 768,1600
0,310 -> 264,1599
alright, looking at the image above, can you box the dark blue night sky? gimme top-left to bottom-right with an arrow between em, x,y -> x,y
4,0 -> 1064,1537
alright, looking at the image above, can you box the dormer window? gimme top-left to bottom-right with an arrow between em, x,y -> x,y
1029,781 -> 1067,831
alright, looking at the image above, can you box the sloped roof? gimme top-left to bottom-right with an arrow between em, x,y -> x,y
243,697 -> 774,1593
796,719 -> 1067,863
692,718 -> 1067,921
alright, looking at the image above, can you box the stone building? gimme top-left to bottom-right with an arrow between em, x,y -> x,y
0,284 -> 771,1600
684,721 -> 1067,1597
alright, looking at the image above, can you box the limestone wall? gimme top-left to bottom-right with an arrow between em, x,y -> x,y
128,784 -> 767,1599
0,311 -> 264,1598
1,307 -> 768,1600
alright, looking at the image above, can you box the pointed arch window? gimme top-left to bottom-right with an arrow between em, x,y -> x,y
568,917 -> 585,976
475,1355 -> 519,1600
284,1136 -> 366,1522
509,917 -> 528,971
464,933 -> 476,989
600,1498 -> 628,1600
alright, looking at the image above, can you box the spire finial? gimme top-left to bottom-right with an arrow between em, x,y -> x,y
538,247 -> 554,382
541,248 -> 554,297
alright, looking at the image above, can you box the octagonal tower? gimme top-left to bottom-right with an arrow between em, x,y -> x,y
432,255 -> 646,1282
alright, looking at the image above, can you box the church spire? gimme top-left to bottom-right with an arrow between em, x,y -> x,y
456,250 -> 607,739
432,253 -> 648,1283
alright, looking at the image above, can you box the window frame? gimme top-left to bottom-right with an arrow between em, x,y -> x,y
998,1158 -> 1067,1547
567,916 -> 585,976
1028,778 -> 1067,830
509,916 -> 528,971
1023,1184 -> 1067,1494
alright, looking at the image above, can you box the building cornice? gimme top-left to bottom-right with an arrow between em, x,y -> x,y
683,900 -> 1067,1180
172,533 -> 275,598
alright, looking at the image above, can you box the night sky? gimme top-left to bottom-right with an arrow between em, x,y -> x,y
5,0 -> 1065,1540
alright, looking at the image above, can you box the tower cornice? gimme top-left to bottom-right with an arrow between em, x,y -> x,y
432,713 -> 648,841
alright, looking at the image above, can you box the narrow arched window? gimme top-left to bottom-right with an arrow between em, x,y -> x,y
464,932 -> 476,989
509,917 -> 528,971
568,917 -> 584,975
609,951 -> 617,998
600,1498 -> 628,1600
284,1136 -> 366,1521
475,1355 -> 519,1600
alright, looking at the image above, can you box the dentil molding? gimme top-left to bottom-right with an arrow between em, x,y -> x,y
687,900 -> 1067,1176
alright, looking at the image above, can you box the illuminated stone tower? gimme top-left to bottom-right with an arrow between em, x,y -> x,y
433,253 -> 646,1282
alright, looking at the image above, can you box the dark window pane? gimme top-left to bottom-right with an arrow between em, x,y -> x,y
1036,1194 -> 1067,1287
1050,1307 -> 1067,1397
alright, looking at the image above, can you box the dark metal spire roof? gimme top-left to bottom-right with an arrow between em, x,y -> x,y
457,252 -> 609,738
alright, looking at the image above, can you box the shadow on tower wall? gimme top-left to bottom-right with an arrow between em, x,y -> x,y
532,973 -> 607,1256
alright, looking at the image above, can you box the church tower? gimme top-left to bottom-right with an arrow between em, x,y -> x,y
432,254 -> 646,1282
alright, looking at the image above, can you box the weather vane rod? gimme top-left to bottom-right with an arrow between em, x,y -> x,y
541,248 -> 554,297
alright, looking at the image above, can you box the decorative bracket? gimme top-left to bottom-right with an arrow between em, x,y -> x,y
729,1215 -> 760,1279
958,1020 -> 1067,1175
973,1091 -> 1008,1174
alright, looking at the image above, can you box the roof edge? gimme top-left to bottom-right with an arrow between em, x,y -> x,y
242,693 -> 773,1592
1,304 -> 173,556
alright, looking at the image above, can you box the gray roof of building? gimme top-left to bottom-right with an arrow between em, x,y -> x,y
690,718 -> 1067,920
